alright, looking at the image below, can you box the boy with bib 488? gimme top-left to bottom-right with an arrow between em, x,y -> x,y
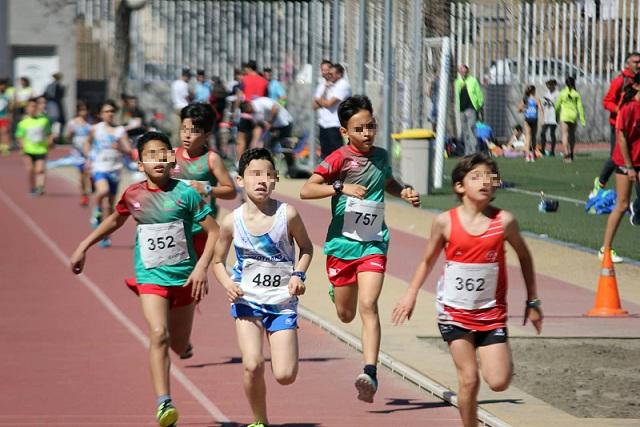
71,131 -> 219,427
392,154 -> 543,427
300,95 -> 420,403
213,148 -> 313,427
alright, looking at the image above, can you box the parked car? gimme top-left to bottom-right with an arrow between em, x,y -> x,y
485,58 -> 599,84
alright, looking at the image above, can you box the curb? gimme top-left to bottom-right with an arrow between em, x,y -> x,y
298,306 -> 512,427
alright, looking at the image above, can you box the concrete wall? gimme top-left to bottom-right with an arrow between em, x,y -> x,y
7,0 -> 76,120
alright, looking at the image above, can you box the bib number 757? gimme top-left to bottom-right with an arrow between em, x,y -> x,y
442,261 -> 498,310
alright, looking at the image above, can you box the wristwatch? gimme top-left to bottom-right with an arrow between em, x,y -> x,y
292,271 -> 306,282
526,298 -> 542,308
203,182 -> 212,194
332,180 -> 343,195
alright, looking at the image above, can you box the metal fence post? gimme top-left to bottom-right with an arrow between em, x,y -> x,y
382,0 -> 392,152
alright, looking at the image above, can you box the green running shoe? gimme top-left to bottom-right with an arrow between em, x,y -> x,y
328,283 -> 335,303
156,400 -> 178,427
247,423 -> 268,427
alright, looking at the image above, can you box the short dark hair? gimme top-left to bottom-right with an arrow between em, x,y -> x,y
196,69 -> 205,76
137,131 -> 172,156
321,59 -> 333,66
625,51 -> 640,61
101,99 -> 119,112
238,148 -> 275,177
338,95 -> 373,127
451,153 -> 500,200
513,124 -> 523,133
180,103 -> 215,132
263,67 -> 273,73
0,77 -> 9,86
245,60 -> 258,71
181,68 -> 192,77
331,63 -> 345,76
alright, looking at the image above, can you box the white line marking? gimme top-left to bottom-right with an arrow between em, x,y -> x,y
0,188 -> 230,423
502,187 -> 586,205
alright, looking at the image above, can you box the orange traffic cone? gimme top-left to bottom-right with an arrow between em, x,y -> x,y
585,247 -> 629,317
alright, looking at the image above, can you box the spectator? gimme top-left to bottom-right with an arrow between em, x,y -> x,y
454,65 -> 484,155
518,85 -> 544,162
239,60 -> 268,101
171,68 -> 193,141
540,79 -> 559,157
312,62 -> 352,159
120,94 -> 146,139
263,67 -> 287,106
43,72 -> 66,139
193,69 -> 212,103
555,76 -> 585,163
592,52 -> 640,196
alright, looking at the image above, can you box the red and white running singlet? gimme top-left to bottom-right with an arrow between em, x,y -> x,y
436,207 -> 508,330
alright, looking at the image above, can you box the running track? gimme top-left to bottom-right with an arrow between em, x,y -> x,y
0,152 -> 461,426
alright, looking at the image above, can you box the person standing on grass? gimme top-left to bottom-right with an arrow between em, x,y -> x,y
71,131 -> 220,427
213,148 -> 313,427
455,65 -> 484,156
300,95 -> 420,404
600,74 -> 640,264
392,153 -> 543,427
518,85 -> 544,162
591,52 -> 640,198
540,79 -> 559,157
555,76 -> 585,163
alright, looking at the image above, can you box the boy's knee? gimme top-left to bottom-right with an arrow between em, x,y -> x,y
336,308 -> 356,323
149,326 -> 170,347
486,376 -> 511,392
458,371 -> 480,393
616,199 -> 630,212
358,300 -> 379,317
243,357 -> 265,376
274,368 -> 297,385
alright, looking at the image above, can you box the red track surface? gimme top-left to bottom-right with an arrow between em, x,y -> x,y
0,153 -> 461,426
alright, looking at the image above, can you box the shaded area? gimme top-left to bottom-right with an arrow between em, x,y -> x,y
186,356 -> 343,368
369,397 -> 451,414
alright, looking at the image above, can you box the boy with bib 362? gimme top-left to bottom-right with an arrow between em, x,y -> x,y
71,131 -> 219,427
213,148 -> 313,427
300,95 -> 420,403
392,154 -> 543,427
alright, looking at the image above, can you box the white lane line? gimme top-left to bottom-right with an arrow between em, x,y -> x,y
0,188 -> 230,423
501,187 -> 586,205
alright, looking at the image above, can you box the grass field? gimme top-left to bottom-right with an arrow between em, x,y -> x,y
418,151 -> 640,261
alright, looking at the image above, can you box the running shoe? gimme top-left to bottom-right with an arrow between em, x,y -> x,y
355,373 -> 378,403
156,399 -> 178,427
179,343 -> 193,360
598,247 -> 623,263
98,238 -> 111,248
90,207 -> 102,228
80,195 -> 89,207
588,177 -> 603,199
328,283 -> 335,304
630,202 -> 640,226
247,424 -> 268,427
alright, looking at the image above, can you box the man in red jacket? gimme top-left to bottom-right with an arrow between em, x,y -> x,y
592,52 -> 640,197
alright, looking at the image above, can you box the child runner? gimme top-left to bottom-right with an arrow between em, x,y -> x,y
15,98 -> 53,196
601,74 -> 640,259
299,95 -> 420,403
555,76 -> 585,163
64,101 -> 93,206
173,102 -> 236,220
518,85 -> 544,162
84,100 -> 132,247
391,153 -> 543,427
70,131 -> 219,427
0,78 -> 12,156
212,148 -> 312,427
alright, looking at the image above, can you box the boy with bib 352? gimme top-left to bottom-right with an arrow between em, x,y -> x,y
300,95 -> 420,403
213,148 -> 313,427
71,131 -> 219,427
392,154 -> 543,427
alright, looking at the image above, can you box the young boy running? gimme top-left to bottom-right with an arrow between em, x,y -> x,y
299,95 -> 420,403
70,131 -> 219,427
64,101 -> 93,206
213,148 -> 313,427
392,154 -> 543,427
15,98 -> 53,196
84,100 -> 132,247
173,102 -> 236,220
0,78 -> 12,156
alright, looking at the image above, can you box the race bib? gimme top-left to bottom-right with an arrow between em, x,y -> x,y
240,259 -> 293,305
138,220 -> 189,269
442,261 -> 498,310
26,127 -> 44,142
342,197 -> 385,242
177,179 -> 211,194
72,135 -> 88,151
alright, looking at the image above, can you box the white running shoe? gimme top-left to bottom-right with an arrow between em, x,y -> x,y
598,247 -> 623,263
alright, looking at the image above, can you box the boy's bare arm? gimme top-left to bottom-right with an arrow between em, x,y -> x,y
70,212 -> 129,273
212,214 -> 244,301
503,212 -> 537,300
300,173 -> 367,200
209,152 -> 237,200
385,177 -> 421,207
287,205 -> 313,272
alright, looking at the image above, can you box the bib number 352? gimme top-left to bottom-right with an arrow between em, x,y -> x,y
442,261 -> 498,310
138,220 -> 189,269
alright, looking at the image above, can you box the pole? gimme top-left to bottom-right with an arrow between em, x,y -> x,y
332,0 -> 340,62
382,0 -> 393,152
433,37 -> 450,189
412,0 -> 423,128
357,0 -> 366,94
309,0 -> 319,168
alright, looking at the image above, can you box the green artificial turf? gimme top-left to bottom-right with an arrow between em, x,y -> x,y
418,152 -> 640,261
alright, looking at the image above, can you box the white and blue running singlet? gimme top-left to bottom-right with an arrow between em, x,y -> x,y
232,201 -> 297,311
90,122 -> 126,173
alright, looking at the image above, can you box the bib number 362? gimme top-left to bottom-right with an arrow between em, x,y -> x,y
138,220 -> 189,269
342,197 -> 385,242
442,261 -> 498,310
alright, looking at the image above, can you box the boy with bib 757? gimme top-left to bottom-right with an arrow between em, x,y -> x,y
300,95 -> 420,403
392,154 -> 543,427
213,148 -> 313,427
71,131 -> 219,427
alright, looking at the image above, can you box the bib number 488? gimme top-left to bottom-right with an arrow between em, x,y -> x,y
454,277 -> 485,292
251,273 -> 282,287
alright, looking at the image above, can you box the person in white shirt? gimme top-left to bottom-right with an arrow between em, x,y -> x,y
540,79 -> 559,156
171,68 -> 193,142
312,62 -> 352,159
